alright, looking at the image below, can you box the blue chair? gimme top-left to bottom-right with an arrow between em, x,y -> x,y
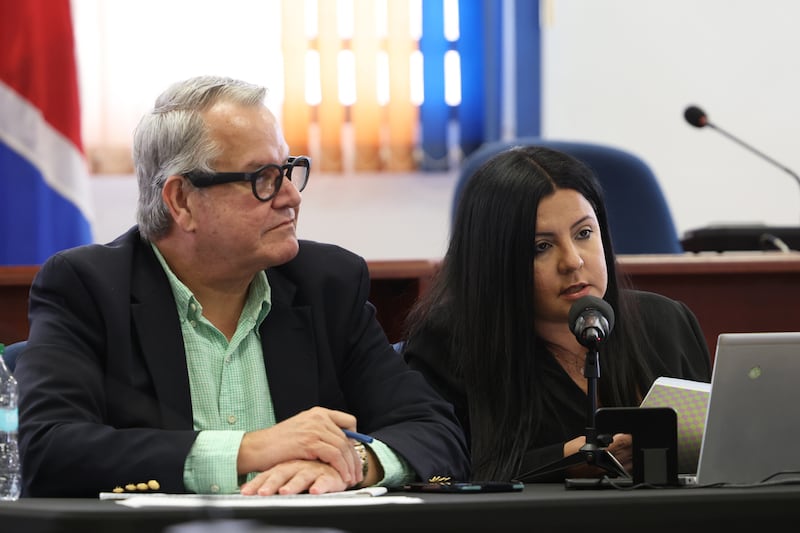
454,138 -> 683,255
2,340 -> 26,373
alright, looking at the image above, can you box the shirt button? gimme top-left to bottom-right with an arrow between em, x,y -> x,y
190,320 -> 197,328
228,415 -> 237,425
210,484 -> 220,493
224,356 -> 231,364
190,303 -> 197,312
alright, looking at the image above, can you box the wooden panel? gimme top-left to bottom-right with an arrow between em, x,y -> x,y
366,259 -> 438,343
373,252 -> 800,355
0,266 -> 37,344
619,252 -> 800,356
4,253 -> 800,355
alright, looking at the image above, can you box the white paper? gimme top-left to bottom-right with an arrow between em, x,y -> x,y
102,487 -> 424,508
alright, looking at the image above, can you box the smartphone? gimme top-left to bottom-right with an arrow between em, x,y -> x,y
403,481 -> 524,493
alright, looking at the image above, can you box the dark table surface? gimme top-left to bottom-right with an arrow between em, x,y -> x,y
1,482 -> 798,533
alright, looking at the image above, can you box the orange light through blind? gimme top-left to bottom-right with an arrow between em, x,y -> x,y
281,0 -> 420,172
281,0 -> 310,156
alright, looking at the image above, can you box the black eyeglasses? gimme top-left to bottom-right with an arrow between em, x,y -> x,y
183,156 -> 311,202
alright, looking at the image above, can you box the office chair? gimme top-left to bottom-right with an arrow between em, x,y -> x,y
2,340 -> 26,373
453,138 -> 683,254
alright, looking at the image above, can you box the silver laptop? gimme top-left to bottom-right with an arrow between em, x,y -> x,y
694,332 -> 800,485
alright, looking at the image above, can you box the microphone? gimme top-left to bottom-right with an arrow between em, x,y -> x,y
683,105 -> 800,191
568,296 -> 615,348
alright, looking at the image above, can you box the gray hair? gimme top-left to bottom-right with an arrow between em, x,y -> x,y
133,75 -> 268,240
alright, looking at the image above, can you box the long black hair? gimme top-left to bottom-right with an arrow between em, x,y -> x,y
404,145 -> 654,480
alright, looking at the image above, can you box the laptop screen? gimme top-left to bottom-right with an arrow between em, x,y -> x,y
696,332 -> 800,485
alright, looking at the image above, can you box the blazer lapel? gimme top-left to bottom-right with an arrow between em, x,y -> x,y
130,243 -> 193,430
261,268 -> 320,422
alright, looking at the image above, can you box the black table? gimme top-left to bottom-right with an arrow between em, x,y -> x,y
1,483 -> 797,533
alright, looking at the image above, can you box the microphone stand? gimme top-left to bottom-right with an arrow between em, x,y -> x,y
686,106 -> 800,225
705,122 -> 800,191
521,339 -> 630,482
706,120 -> 800,228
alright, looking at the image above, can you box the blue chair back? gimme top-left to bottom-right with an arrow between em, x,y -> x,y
454,138 -> 683,255
2,340 -> 26,373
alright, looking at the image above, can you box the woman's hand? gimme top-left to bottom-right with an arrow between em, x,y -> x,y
562,433 -> 633,477
606,433 -> 633,472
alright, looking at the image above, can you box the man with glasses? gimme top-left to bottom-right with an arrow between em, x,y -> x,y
16,76 -> 469,497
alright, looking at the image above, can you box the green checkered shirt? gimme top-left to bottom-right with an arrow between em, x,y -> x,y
151,244 -> 413,493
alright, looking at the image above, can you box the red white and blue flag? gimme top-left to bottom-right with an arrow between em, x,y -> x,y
0,0 -> 93,265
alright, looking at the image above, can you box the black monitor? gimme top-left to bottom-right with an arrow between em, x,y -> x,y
680,225 -> 800,252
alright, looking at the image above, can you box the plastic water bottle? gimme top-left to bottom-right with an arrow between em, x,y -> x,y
0,343 -> 21,501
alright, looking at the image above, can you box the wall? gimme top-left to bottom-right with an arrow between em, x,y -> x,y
541,0 -> 800,236
86,0 -> 800,260
91,172 -> 458,261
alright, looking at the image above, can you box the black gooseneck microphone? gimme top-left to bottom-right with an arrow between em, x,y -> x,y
684,105 -> 800,191
569,295 -> 615,348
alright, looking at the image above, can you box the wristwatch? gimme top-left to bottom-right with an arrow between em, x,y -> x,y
353,441 -> 369,480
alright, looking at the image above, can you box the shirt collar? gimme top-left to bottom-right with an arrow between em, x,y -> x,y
150,242 -> 271,332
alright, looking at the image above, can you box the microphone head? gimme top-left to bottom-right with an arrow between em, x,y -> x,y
569,295 -> 615,332
568,296 -> 615,347
684,105 -> 708,128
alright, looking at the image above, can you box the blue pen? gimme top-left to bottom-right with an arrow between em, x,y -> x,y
343,429 -> 374,444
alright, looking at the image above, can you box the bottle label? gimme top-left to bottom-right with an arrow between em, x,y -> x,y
0,407 -> 18,432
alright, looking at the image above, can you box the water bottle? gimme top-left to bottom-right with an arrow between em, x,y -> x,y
0,343 -> 21,501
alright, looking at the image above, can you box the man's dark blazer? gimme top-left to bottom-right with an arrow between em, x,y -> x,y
16,227 -> 469,497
